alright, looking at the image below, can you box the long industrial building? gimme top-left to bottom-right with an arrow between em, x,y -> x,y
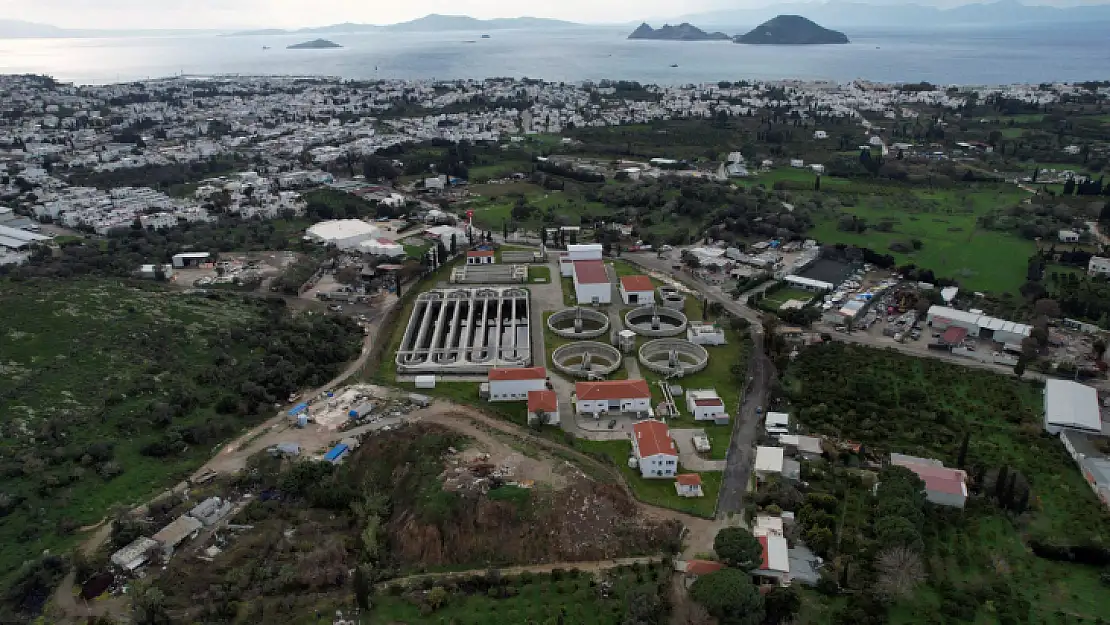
395,287 -> 532,374
925,305 -> 1031,346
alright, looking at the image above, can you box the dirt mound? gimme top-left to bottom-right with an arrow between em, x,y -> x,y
389,480 -> 681,568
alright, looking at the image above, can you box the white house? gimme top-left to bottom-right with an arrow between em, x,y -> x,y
487,367 -> 548,401
765,412 -> 790,436
813,130 -> 828,140
574,379 -> 652,416
1064,145 -> 1081,155
466,250 -> 496,265
753,517 -> 791,584
790,159 -> 804,168
890,453 -> 969,508
675,473 -> 704,497
1088,256 -> 1110,277
632,419 -> 678,479
619,275 -> 655,305
527,390 -> 560,426
686,389 -> 729,423
1059,230 -> 1080,243
559,243 -> 603,277
572,260 -> 611,305
810,164 -> 825,175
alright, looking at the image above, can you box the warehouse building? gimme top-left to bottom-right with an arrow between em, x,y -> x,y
784,275 -> 833,292
172,252 -> 211,268
572,260 -> 611,305
925,305 -> 1031,345
1043,379 -> 1104,435
305,219 -> 380,250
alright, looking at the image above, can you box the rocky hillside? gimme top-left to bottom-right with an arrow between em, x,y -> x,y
735,15 -> 849,45
628,22 -> 730,41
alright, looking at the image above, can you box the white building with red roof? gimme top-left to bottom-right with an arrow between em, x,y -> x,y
527,390 -> 560,426
675,473 -> 704,497
619,275 -> 655,305
686,389 -> 729,423
631,419 -> 678,479
574,380 -> 652,416
753,516 -> 791,584
890,452 -> 969,508
572,259 -> 611,305
466,249 -> 495,265
486,367 -> 548,402
558,243 -> 604,277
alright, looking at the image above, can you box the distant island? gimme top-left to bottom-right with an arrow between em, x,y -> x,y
229,14 -> 579,37
628,22 -> 730,41
734,15 -> 849,45
287,38 -> 342,49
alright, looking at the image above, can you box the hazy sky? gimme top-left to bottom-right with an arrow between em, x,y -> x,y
1,0 -> 1106,29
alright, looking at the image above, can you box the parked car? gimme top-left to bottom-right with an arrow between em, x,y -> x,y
607,419 -> 617,430
328,304 -> 343,312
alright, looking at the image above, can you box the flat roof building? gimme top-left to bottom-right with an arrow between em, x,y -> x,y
1044,379 -> 1103,435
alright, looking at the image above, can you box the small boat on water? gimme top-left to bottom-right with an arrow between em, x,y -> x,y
481,34 -> 491,39
670,64 -> 679,68
262,46 -> 270,50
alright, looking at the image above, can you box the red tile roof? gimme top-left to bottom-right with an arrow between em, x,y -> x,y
633,420 -> 677,458
620,275 -> 654,293
575,379 -> 651,401
941,326 -> 968,344
893,458 -> 968,496
676,474 -> 702,486
694,398 -> 724,407
684,560 -> 724,576
488,367 -> 548,382
573,260 -> 609,284
467,250 -> 495,257
758,536 -> 770,569
528,390 -> 558,413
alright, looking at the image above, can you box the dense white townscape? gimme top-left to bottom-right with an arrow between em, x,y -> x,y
0,73 -> 1103,265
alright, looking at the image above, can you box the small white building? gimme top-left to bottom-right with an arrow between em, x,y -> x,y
778,434 -> 823,461
1088,256 -> 1110,277
687,322 -> 727,346
572,260 -> 611,305
754,446 -> 786,481
466,250 -> 496,265
1058,229 -> 1080,243
790,159 -> 805,168
784,275 -> 833,292
765,412 -> 790,436
810,164 -> 825,175
632,419 -> 678,479
487,367 -> 548,401
813,130 -> 828,140
619,275 -> 655,305
675,474 -> 704,497
171,252 -> 210,268
527,390 -> 560,426
574,379 -> 652,416
137,264 -> 174,280
686,389 -> 729,423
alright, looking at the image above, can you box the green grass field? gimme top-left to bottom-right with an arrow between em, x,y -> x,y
808,186 -> 1035,294
760,287 -> 816,310
372,565 -> 671,624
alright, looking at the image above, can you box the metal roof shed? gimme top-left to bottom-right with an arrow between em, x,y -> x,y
1044,379 -> 1102,435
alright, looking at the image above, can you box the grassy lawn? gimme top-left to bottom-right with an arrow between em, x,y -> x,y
528,265 -> 551,282
808,186 -> 1035,294
760,287 -> 816,310
371,565 -> 671,624
783,342 -> 1110,621
575,439 -> 720,518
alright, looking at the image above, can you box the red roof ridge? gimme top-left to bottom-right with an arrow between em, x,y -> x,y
488,367 -> 548,381
620,275 -> 654,292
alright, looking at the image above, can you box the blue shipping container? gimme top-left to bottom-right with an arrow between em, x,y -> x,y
288,402 -> 309,416
323,444 -> 349,463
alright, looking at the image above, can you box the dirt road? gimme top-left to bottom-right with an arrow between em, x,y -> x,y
375,556 -> 665,589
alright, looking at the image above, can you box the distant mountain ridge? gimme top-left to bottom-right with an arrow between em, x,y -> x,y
228,14 -> 581,36
678,0 -> 1110,29
627,22 -> 730,41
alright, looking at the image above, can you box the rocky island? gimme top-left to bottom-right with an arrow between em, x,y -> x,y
627,22 -> 730,41
286,38 -> 343,49
735,15 -> 849,45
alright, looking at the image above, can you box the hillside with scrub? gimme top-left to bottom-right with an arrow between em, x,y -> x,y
0,279 -> 364,621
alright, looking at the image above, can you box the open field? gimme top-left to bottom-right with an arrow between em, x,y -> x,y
784,342 -> 1110,622
807,186 -> 1035,293
372,564 -> 672,625
760,287 -> 816,311
0,278 -> 363,608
